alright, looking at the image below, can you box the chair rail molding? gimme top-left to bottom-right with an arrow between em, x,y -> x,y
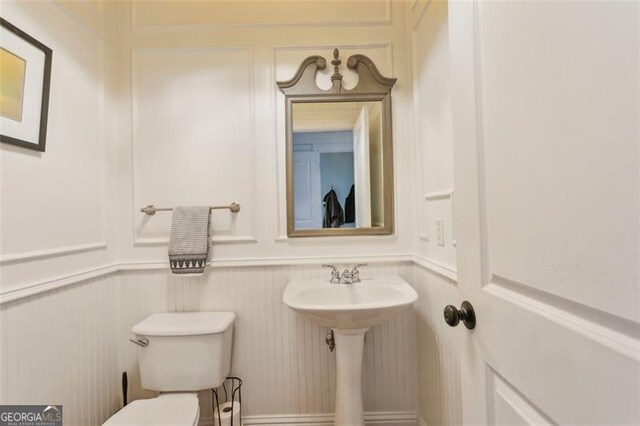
0,242 -> 107,265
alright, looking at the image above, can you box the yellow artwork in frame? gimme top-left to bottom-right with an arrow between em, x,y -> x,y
0,17 -> 52,152
0,47 -> 27,122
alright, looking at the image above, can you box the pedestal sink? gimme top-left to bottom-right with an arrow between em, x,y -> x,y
283,276 -> 417,426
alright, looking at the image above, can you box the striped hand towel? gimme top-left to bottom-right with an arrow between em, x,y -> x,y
168,206 -> 211,275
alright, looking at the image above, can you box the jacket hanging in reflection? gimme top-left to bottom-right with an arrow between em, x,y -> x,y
322,188 -> 344,228
344,184 -> 355,224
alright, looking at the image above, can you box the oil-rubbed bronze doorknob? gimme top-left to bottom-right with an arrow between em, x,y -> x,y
443,301 -> 476,329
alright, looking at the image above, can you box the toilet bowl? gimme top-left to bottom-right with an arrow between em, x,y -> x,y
103,393 -> 200,426
103,312 -> 235,426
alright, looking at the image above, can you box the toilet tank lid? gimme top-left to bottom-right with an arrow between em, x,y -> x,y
132,312 -> 235,336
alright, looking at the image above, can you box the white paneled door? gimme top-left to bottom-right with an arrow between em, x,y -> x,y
353,107 -> 372,228
293,150 -> 322,229
449,1 -> 639,424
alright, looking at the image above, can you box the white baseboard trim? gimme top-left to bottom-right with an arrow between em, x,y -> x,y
200,411 -> 418,426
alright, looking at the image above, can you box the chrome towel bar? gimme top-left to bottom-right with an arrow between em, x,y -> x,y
140,202 -> 241,216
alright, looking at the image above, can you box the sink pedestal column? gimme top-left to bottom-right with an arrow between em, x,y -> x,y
333,327 -> 369,426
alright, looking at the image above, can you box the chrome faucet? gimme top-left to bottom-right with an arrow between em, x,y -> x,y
322,264 -> 341,283
340,269 -> 354,284
323,264 -> 367,284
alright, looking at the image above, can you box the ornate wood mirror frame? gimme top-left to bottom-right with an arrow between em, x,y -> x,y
277,49 -> 397,237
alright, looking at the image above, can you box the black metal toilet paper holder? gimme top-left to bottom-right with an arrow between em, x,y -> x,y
211,376 -> 242,426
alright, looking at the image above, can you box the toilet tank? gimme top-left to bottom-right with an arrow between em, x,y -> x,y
132,312 -> 235,392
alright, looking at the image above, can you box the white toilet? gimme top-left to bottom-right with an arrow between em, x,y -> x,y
104,311 -> 235,425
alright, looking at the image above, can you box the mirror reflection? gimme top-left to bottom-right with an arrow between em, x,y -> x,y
292,101 -> 384,230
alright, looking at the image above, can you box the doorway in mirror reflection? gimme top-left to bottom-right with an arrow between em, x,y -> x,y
292,101 -> 384,230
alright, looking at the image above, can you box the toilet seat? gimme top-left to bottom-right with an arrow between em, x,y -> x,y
103,393 -> 199,426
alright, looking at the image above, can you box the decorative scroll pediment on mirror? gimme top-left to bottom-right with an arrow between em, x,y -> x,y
277,48 -> 397,95
277,49 -> 397,237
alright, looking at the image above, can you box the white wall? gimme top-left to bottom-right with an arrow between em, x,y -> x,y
408,1 -> 463,424
113,0 -> 415,265
0,1 -> 121,424
0,0 -> 118,300
411,0 -> 456,275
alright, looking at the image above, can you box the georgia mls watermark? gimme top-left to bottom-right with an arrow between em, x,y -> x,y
0,405 -> 62,426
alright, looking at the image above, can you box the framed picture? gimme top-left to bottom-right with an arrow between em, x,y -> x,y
0,18 -> 52,152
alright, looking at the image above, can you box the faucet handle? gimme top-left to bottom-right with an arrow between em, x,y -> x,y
351,263 -> 367,283
322,264 -> 340,283
351,263 -> 367,272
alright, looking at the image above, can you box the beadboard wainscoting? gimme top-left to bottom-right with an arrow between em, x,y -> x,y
401,262 -> 463,426
116,263 -> 419,422
0,260 -> 466,426
0,273 -> 121,426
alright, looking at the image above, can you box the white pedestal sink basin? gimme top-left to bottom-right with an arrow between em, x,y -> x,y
283,276 -> 417,426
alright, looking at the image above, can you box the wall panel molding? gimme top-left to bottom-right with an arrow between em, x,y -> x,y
52,0 -> 105,40
410,0 -> 456,269
130,46 -> 257,246
423,189 -> 453,201
420,189 -> 455,244
411,0 -> 431,30
130,1 -> 392,31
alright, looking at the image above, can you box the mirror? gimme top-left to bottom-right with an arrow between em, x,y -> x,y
278,49 -> 396,237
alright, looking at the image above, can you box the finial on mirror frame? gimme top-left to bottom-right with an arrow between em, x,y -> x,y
331,49 -> 342,80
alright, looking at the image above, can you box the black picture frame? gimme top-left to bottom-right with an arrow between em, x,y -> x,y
0,17 -> 52,152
